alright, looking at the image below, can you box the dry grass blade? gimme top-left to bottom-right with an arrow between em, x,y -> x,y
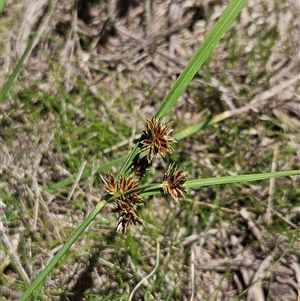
189,248 -> 195,301
128,240 -> 160,301
247,254 -> 274,301
0,221 -> 30,284
212,74 -> 300,123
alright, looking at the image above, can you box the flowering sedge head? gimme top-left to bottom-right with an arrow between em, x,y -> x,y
101,174 -> 144,233
162,164 -> 188,201
140,117 -> 176,163
101,174 -> 139,198
118,175 -> 139,196
115,208 -> 143,233
100,174 -> 118,195
111,195 -> 144,233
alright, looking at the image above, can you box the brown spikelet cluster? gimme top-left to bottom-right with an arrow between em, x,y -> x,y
162,164 -> 189,202
101,174 -> 143,233
101,116 -> 188,233
140,117 -> 176,163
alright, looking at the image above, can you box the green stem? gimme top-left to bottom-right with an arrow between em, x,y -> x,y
0,33 -> 37,103
17,200 -> 107,301
154,0 -> 248,119
0,0 -> 8,13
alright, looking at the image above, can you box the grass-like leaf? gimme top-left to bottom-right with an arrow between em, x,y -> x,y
183,170 -> 300,188
0,0 -> 7,13
0,33 -> 36,103
139,170 -> 300,197
154,0 -> 248,119
17,201 -> 107,301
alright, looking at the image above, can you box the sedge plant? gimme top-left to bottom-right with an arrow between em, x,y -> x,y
0,0 -> 296,299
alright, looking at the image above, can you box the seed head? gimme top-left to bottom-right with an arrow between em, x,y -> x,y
101,174 -> 139,198
118,175 -> 139,196
100,174 -> 118,195
115,209 -> 143,233
162,164 -> 188,201
140,117 -> 176,163
101,174 -> 144,233
112,199 -> 143,233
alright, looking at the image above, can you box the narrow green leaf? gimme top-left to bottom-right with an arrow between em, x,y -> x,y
174,117 -> 213,140
17,201 -> 107,301
184,170 -> 300,188
0,0 -> 7,13
0,33 -> 36,103
155,0 -> 248,119
139,170 -> 300,197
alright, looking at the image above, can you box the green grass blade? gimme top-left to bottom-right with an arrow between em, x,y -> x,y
0,33 -> 36,103
139,170 -> 300,197
17,200 -> 107,301
184,170 -> 300,188
154,0 -> 248,119
0,0 -> 7,13
174,117 -> 213,140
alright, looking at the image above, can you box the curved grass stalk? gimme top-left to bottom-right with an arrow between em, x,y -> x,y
0,33 -> 37,103
17,201 -> 107,301
154,0 -> 248,119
